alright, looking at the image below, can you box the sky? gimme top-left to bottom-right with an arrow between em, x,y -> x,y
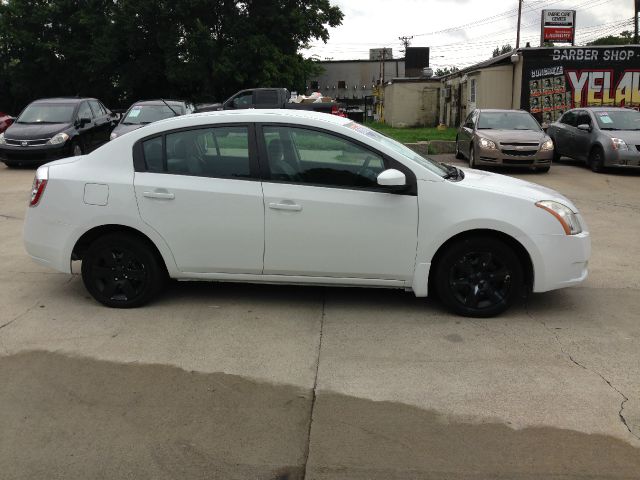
307,0 -> 635,69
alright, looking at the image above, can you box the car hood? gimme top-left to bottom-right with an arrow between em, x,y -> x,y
476,129 -> 547,144
458,167 -> 578,211
112,123 -> 144,137
4,122 -> 71,140
598,129 -> 640,145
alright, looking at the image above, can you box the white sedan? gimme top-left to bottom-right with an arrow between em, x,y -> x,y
23,110 -> 590,317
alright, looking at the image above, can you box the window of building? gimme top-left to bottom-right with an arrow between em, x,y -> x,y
470,79 -> 477,103
338,80 -> 346,89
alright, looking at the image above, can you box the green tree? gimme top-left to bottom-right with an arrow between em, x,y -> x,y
587,30 -> 634,46
435,66 -> 459,77
0,0 -> 343,113
492,44 -> 513,57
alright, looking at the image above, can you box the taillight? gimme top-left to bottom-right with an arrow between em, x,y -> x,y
331,104 -> 339,115
30,166 -> 48,207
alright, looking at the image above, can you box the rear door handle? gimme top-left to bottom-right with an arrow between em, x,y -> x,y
269,202 -> 302,211
143,190 -> 175,200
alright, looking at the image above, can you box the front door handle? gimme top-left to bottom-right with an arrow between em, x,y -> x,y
269,202 -> 302,212
143,190 -> 175,200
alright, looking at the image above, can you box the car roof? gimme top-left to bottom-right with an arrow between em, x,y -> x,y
151,109 -> 352,128
131,100 -> 185,107
477,109 -> 530,114
30,97 -> 97,104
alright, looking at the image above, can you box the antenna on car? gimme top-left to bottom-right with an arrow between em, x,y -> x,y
160,99 -> 179,116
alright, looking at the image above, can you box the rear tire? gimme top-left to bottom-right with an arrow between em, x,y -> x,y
434,236 -> 524,317
588,146 -> 605,173
81,233 -> 166,308
455,137 -> 464,159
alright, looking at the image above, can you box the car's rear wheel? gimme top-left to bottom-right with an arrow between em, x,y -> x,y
469,145 -> 477,168
81,233 -> 166,308
455,137 -> 464,159
434,236 -> 523,317
588,146 -> 605,173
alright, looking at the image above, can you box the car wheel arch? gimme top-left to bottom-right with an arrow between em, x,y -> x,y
72,224 -> 170,276
426,228 -> 534,297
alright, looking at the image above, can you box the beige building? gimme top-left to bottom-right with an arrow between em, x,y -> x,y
382,78 -> 441,127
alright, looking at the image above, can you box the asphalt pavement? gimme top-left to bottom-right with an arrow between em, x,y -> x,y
0,156 -> 638,479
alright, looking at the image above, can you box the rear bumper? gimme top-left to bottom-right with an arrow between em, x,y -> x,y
23,208 -> 75,274
0,143 -> 71,166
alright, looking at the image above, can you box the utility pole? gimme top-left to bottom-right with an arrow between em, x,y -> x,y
516,0 -> 523,48
398,35 -> 413,55
635,0 -> 639,44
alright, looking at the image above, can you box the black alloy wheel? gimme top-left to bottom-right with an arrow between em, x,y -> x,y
81,233 -> 165,308
435,236 -> 523,317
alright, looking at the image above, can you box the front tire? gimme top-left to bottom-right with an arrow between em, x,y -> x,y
455,137 -> 464,159
536,166 -> 550,173
588,146 -> 605,173
469,145 -> 477,168
434,236 -> 524,317
71,140 -> 83,157
81,233 -> 166,308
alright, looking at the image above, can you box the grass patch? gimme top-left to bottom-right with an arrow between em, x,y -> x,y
365,122 -> 457,143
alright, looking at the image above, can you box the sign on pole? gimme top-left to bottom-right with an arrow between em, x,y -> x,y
540,10 -> 576,45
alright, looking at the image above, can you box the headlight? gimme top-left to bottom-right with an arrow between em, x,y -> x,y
47,132 -> 69,145
478,137 -> 497,149
536,200 -> 582,235
0,133 -> 5,145
611,138 -> 628,150
541,139 -> 554,151
110,132 -> 118,140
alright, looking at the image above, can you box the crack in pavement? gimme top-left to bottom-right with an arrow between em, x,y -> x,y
526,301 -> 640,442
0,213 -> 22,220
301,290 -> 326,480
0,301 -> 41,332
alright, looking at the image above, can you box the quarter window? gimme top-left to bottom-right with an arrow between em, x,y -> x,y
262,126 -> 386,189
576,111 -> 592,127
560,111 -> 577,127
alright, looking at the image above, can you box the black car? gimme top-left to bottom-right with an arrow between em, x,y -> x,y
109,100 -> 193,140
0,97 -> 117,167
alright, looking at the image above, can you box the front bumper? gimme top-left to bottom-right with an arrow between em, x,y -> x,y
605,149 -> 640,168
529,230 -> 591,293
0,142 -> 71,166
476,144 -> 553,168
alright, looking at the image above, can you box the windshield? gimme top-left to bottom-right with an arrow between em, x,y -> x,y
122,104 -> 182,125
343,122 -> 449,177
17,103 -> 75,123
477,112 -> 541,131
593,110 -> 640,130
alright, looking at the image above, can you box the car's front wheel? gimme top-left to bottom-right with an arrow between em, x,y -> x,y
455,137 -> 464,159
81,233 -> 166,308
434,236 -> 524,317
588,146 -> 605,173
468,145 -> 477,168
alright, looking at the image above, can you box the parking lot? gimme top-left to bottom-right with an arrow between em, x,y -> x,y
0,156 -> 639,479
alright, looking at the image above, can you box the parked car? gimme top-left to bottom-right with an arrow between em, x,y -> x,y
23,110 -> 590,317
456,109 -> 554,173
547,107 -> 640,172
195,88 -> 340,115
110,100 -> 194,140
0,97 -> 117,167
0,112 -> 14,134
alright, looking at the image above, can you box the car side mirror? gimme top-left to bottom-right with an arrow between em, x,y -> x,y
577,123 -> 591,132
76,117 -> 91,128
377,169 -> 406,188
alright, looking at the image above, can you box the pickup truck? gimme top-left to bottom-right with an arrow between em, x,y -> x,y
195,88 -> 340,115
